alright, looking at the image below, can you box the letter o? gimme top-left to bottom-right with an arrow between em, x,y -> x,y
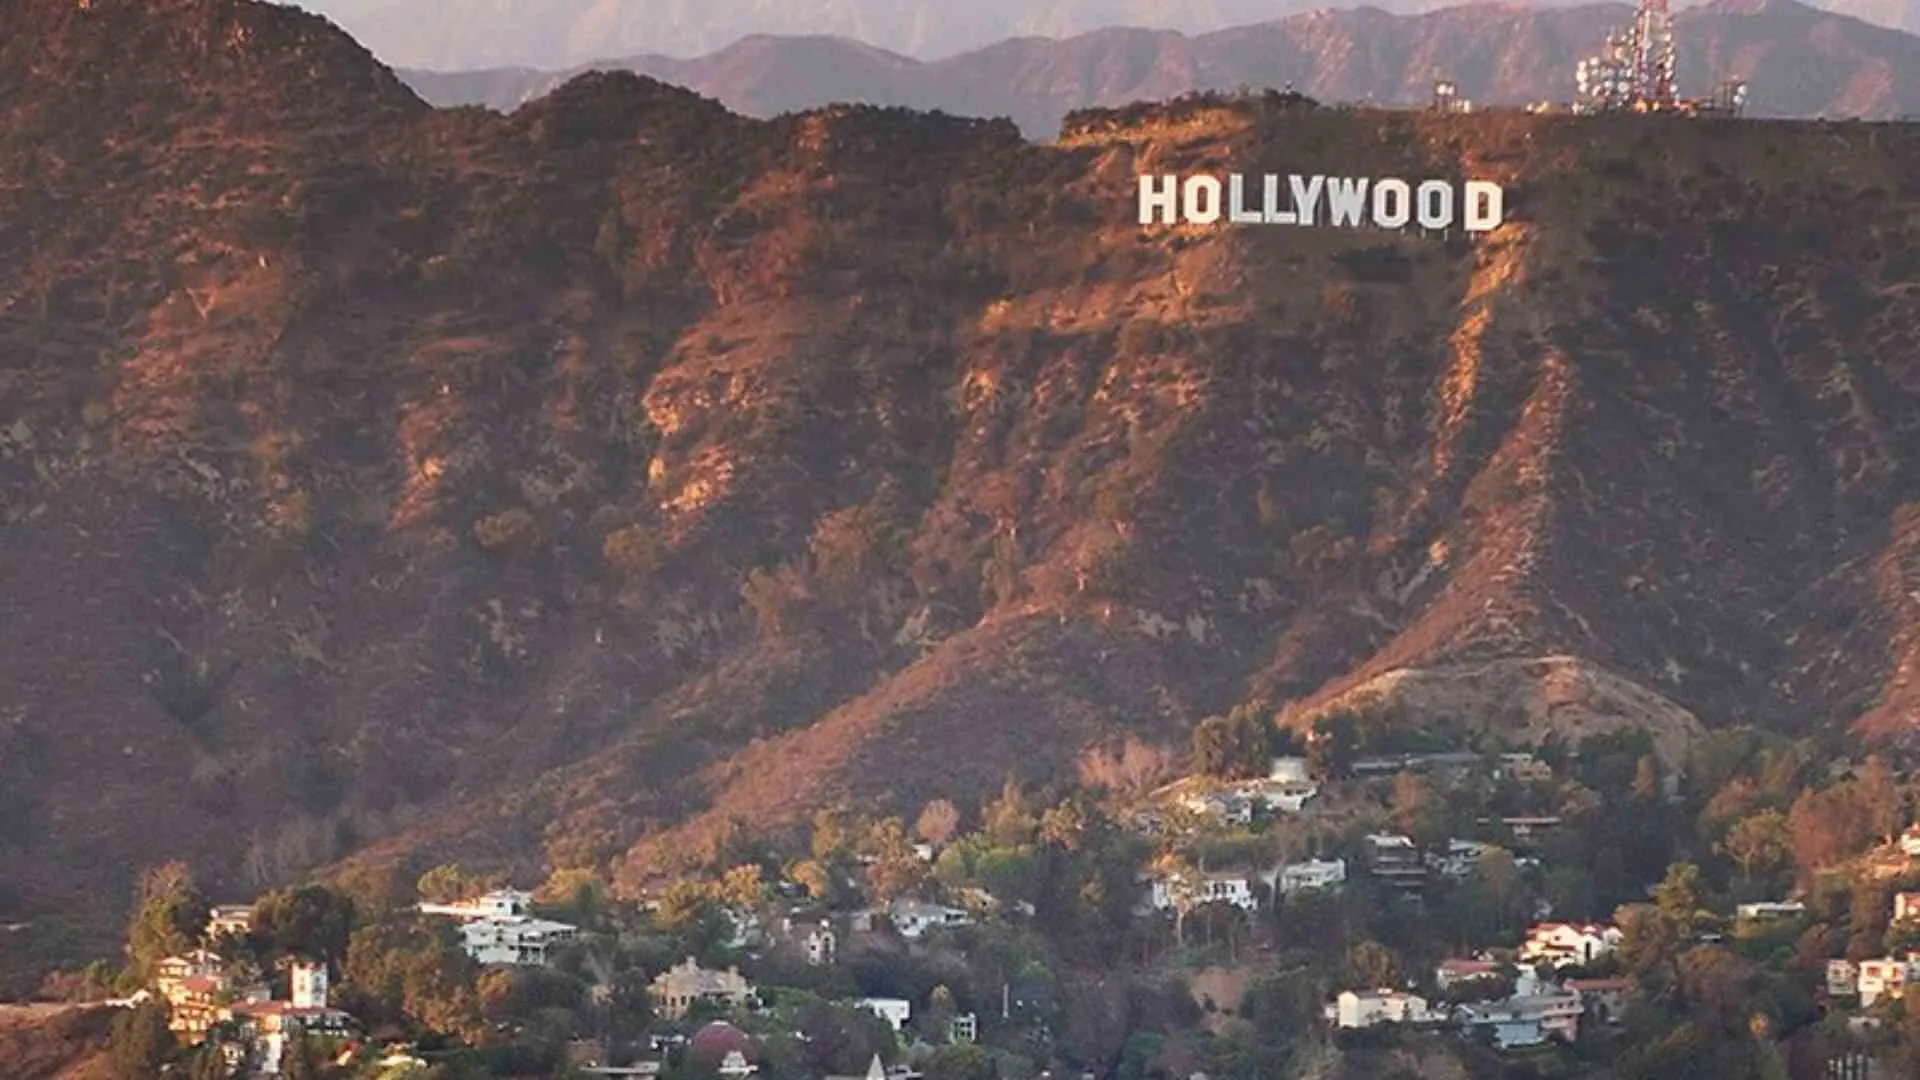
1416,181 -> 1454,230
1183,176 -> 1222,225
1372,179 -> 1410,229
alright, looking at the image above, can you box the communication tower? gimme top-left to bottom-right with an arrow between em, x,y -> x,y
1573,0 -> 1683,112
1431,79 -> 1472,114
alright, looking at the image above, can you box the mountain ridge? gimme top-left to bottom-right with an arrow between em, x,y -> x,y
292,0 -> 1920,68
394,0 -> 1920,136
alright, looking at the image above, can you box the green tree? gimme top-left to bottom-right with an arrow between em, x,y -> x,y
107,1002 -> 177,1080
923,1043 -> 996,1080
252,884 -> 356,966
1191,704 -> 1274,780
1307,713 -> 1358,780
1655,862 -> 1714,935
1345,940 -> 1401,989
126,862 -> 209,981
416,864 -> 476,904
982,777 -> 1037,847
1719,810 -> 1792,882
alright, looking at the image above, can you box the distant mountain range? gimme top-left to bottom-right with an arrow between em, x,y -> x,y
300,0 -> 1920,69
394,0 -> 1920,136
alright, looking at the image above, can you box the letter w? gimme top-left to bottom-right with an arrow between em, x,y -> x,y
1326,178 -> 1369,227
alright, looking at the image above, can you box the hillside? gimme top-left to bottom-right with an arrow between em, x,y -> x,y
4,0 -> 1920,988
298,0 -> 1920,69
395,0 -> 1920,134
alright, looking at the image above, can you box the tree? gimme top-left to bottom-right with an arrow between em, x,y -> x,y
1857,756 -> 1906,845
107,1002 -> 177,1080
126,862 -> 209,981
923,1043 -> 996,1080
252,884 -> 356,967
1389,773 -> 1448,848
982,777 -> 1036,847
1191,704 -> 1274,780
862,818 -> 930,903
1345,940 -> 1401,989
916,800 -> 962,847
1307,713 -> 1359,780
416,864 -> 477,904
1719,810 -> 1792,882
1655,863 -> 1710,927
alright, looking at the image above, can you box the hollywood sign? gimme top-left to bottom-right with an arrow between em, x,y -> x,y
1139,174 -> 1505,232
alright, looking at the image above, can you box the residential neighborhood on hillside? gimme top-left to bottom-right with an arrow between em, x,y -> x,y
28,717 -> 1920,1079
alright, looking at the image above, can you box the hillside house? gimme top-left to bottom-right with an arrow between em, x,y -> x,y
792,920 -> 837,966
1829,960 -> 1859,997
1279,858 -> 1347,895
1565,978 -> 1633,1024
1901,826 -> 1920,858
1496,753 -> 1554,782
1896,894 -> 1920,923
233,963 -> 355,1074
457,914 -> 578,966
1858,957 -> 1919,1007
651,958 -> 754,1020
1329,990 -> 1437,1029
1180,791 -> 1255,826
1436,958 -> 1501,990
1429,840 -> 1495,880
1151,871 -> 1261,912
206,904 -> 254,940
1269,757 -> 1311,784
1735,901 -> 1807,923
1520,923 -> 1621,968
1455,968 -> 1582,1048
418,888 -> 533,920
1237,776 -> 1319,813
888,899 -> 972,939
858,998 -> 911,1032
1362,834 -> 1427,891
949,1013 -> 977,1043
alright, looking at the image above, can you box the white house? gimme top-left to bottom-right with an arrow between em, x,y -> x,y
1278,859 -> 1347,895
804,925 -> 837,967
1455,969 -> 1582,1049
1901,826 -> 1920,858
1269,757 -> 1311,784
1520,923 -> 1621,968
418,888 -> 533,921
1429,840 -> 1493,880
1858,957 -> 1919,1008
888,900 -> 971,940
1895,894 -> 1920,923
1829,960 -> 1860,997
858,997 -> 912,1032
206,905 -> 255,941
457,915 -> 579,966
290,961 -> 328,1009
1435,958 -> 1501,990
1151,871 -> 1260,912
1735,901 -> 1806,922
1330,990 -> 1436,1029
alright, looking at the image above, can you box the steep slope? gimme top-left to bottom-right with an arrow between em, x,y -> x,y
298,0 -> 1920,69
4,0 -> 1920,980
397,0 -> 1920,135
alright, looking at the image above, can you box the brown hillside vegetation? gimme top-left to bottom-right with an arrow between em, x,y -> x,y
3,0 -> 1920,981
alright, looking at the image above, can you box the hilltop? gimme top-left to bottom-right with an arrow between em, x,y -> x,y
3,0 -> 1920,989
395,0 -> 1920,135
